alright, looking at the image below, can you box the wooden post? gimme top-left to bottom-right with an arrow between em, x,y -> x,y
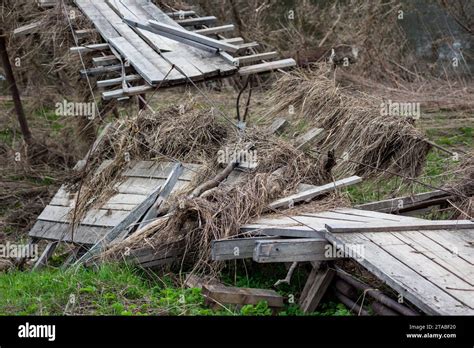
0,32 -> 32,145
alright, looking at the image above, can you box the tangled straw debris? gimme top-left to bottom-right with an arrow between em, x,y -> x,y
265,65 -> 432,179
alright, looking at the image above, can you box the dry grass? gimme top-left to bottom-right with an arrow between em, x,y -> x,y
98,118 -> 338,272
265,65 -> 432,179
445,152 -> 474,219
66,104 -> 230,221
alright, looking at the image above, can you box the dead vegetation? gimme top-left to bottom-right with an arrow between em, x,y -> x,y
266,65 -> 432,178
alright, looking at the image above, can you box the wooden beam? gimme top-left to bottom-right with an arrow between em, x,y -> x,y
236,52 -> 279,65
165,10 -> 196,18
268,117 -> 289,134
211,237 -> 280,261
74,29 -> 97,39
176,16 -> 218,26
295,128 -> 325,150
144,20 -> 240,53
92,55 -> 119,67
240,224 -> 323,238
32,242 -> 58,271
13,20 -> 43,37
195,25 -> 235,35
253,239 -> 335,263
325,219 -> 474,233
202,284 -> 284,308
123,18 -> 220,54
222,37 -> 245,44
238,58 -> 296,76
355,190 -> 451,213
96,74 -> 142,88
102,85 -> 153,100
137,163 -> 183,230
299,266 -> 335,313
236,42 -> 260,50
80,65 -> 123,78
70,43 -> 110,53
268,176 -> 362,210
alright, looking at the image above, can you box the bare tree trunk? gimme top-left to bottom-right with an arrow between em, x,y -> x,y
0,32 -> 32,145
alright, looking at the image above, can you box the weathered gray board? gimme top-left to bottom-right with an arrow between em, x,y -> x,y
268,176 -> 362,210
74,0 -> 237,89
29,161 -> 199,245
325,227 -> 474,315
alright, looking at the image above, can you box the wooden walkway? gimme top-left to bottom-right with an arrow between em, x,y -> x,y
71,0 -> 295,99
29,160 -> 200,245
236,208 -> 474,315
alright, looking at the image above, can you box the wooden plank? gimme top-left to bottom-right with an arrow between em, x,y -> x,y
96,74 -> 142,88
236,42 -> 260,50
127,243 -> 181,264
32,242 -> 58,271
165,10 -> 196,18
236,52 -> 279,65
330,208 -> 426,223
355,190 -> 450,213
251,215 -> 328,230
92,55 -> 119,66
123,161 -> 200,181
222,37 -> 244,44
194,25 -> 235,35
211,237 -> 280,261
394,231 -> 474,281
92,0 -> 181,82
80,64 -> 124,78
74,184 -> 166,265
74,0 -> 121,39
50,190 -> 147,209
295,128 -> 325,150
134,1 -> 236,75
146,20 -> 240,53
176,16 -> 218,26
70,43 -> 110,53
364,232 -> 474,309
268,176 -> 362,210
13,20 -> 43,36
108,36 -> 166,84
202,284 -> 284,308
299,212 -> 373,223
117,1 -> 222,77
238,59 -> 296,76
299,267 -> 335,313
240,224 -> 322,238
29,220 -> 111,245
325,220 -> 474,233
102,85 -> 153,100
115,177 -> 167,195
138,163 -> 183,230
268,117 -> 288,134
37,205 -> 131,228
75,29 -> 97,39
324,232 -> 472,315
253,239 -> 334,263
420,229 -> 474,265
105,0 -> 174,52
